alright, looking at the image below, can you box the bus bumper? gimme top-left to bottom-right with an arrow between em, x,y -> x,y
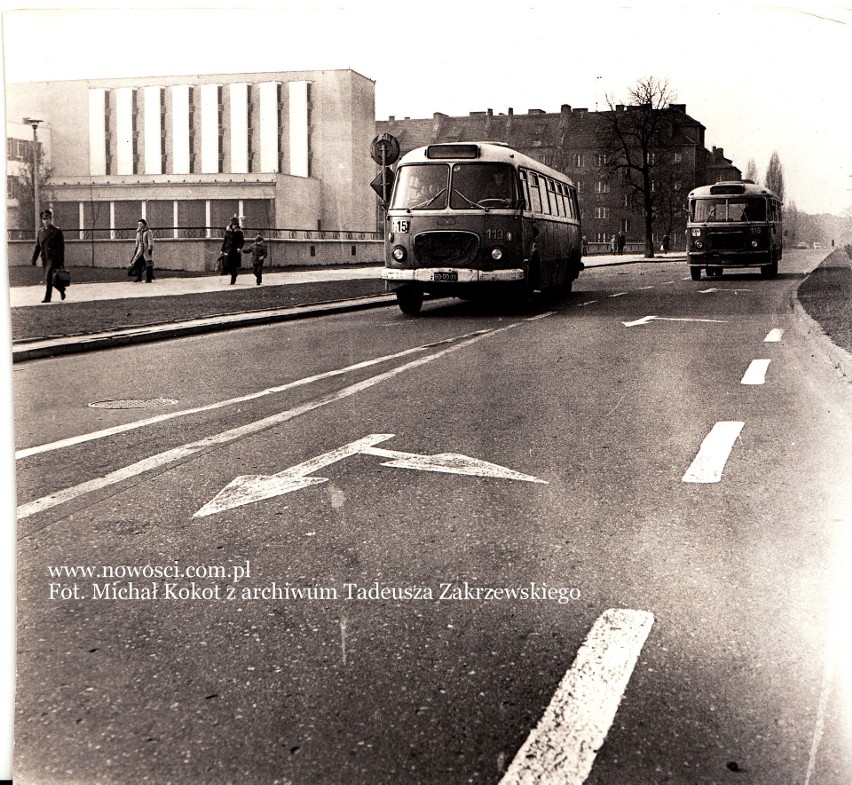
381,268 -> 525,285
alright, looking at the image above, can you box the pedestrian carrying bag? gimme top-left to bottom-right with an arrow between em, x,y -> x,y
53,268 -> 71,287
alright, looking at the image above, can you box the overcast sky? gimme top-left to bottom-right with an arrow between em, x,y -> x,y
2,4 -> 850,215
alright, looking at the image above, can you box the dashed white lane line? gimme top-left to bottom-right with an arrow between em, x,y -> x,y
608,292 -> 628,298
764,328 -> 784,342
741,359 -> 771,385
500,608 -> 654,785
682,421 -> 745,483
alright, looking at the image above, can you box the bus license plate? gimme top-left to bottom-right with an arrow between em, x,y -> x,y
434,271 -> 458,282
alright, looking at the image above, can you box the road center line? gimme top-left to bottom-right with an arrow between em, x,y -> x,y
16,329 -> 495,460
499,608 -> 654,785
17,322 -> 523,520
764,328 -> 784,342
741,359 -> 771,385
682,421 -> 744,483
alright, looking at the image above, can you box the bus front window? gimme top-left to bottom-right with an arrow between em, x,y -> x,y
391,164 -> 449,210
692,198 -> 767,222
450,163 -> 517,209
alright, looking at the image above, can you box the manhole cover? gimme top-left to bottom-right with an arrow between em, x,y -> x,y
88,398 -> 178,410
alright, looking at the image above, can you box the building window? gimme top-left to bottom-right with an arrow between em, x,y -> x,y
595,153 -> 608,167
571,153 -> 583,168
622,193 -> 630,208
595,180 -> 610,194
646,151 -> 656,165
673,152 -> 682,164
621,219 -> 630,233
674,181 -> 682,191
594,206 -> 609,219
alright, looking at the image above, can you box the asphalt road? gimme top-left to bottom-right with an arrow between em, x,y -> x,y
13,255 -> 852,784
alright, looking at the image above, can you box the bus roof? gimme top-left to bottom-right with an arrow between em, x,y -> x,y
688,180 -> 781,202
397,142 -> 575,186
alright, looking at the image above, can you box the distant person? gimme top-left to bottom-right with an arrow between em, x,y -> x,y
582,235 -> 589,256
221,216 -> 245,285
242,234 -> 268,285
130,218 -> 155,282
661,234 -> 670,254
31,209 -> 67,303
617,231 -> 626,255
610,234 -> 617,254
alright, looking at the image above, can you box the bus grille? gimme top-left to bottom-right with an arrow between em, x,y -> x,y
708,230 -> 747,251
413,232 -> 479,266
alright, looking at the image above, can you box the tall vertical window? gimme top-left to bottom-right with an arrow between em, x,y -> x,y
143,86 -> 164,175
88,88 -> 108,175
171,85 -> 191,175
228,83 -> 249,174
114,87 -> 135,175
288,81 -> 310,177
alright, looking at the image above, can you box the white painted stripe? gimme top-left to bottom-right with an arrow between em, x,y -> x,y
764,328 -> 784,342
741,359 -> 771,385
17,323 -> 523,520
577,300 -> 598,306
500,608 -> 654,785
608,292 -> 628,298
638,285 -> 655,290
16,329 -> 494,460
682,421 -> 744,483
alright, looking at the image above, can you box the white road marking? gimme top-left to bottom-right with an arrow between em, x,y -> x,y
764,328 -> 784,342
576,300 -> 598,306
622,315 -> 726,327
16,329 -> 494,460
682,421 -> 744,483
17,323 -> 524,520
195,434 -> 547,517
608,292 -> 628,298
741,359 -> 771,385
699,287 -> 752,294
499,608 -> 654,785
638,285 -> 655,290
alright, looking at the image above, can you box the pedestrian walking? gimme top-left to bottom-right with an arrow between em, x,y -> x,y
31,209 -> 67,303
610,234 -> 617,254
617,231 -> 626,255
130,218 -> 155,282
221,216 -> 245,285
242,234 -> 268,285
581,235 -> 588,256
661,234 -> 670,254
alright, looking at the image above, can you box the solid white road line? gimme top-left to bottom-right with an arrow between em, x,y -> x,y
17,323 -> 524,520
16,329 -> 494,460
682,421 -> 745,483
741,359 -> 771,385
764,328 -> 784,342
499,608 -> 654,785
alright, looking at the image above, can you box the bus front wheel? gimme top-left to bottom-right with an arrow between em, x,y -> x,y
396,286 -> 423,315
689,266 -> 702,281
760,254 -> 778,278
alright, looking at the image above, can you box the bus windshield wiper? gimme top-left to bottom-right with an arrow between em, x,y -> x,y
453,189 -> 487,209
409,188 -> 446,210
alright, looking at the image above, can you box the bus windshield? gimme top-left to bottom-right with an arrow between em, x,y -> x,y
391,164 -> 449,210
691,197 -> 767,223
450,163 -> 517,209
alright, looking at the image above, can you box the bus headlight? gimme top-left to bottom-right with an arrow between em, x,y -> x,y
751,240 -> 759,248
491,247 -> 504,260
693,240 -> 703,250
391,245 -> 407,262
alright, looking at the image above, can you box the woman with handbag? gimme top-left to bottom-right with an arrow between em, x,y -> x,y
130,219 -> 155,282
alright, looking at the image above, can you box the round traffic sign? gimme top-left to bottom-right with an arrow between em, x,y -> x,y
370,133 -> 400,165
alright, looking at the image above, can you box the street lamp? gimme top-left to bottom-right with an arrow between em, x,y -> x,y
22,117 -> 43,237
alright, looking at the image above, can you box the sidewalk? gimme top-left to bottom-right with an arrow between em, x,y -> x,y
8,253 -> 683,361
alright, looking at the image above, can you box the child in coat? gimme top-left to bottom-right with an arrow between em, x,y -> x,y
242,235 -> 268,285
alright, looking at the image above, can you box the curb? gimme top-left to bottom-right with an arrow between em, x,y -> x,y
790,290 -> 852,385
12,293 -> 397,362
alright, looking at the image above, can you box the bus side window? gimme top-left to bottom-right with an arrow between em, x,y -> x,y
568,186 -> 579,220
540,176 -> 552,215
555,183 -> 566,217
519,169 -> 530,210
529,173 -> 543,214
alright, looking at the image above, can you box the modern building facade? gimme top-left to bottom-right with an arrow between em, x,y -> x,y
6,69 -> 378,240
378,104 -> 742,250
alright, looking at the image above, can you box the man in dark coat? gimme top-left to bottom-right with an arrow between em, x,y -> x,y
31,209 -> 66,302
221,216 -> 245,285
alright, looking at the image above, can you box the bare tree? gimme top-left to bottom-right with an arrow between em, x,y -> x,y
744,158 -> 759,184
764,151 -> 785,202
13,159 -> 54,236
601,76 -> 678,257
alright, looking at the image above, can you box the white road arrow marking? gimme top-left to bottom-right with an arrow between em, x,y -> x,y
621,315 -> 726,327
195,434 -> 547,517
499,608 -> 654,785
764,328 -> 784,342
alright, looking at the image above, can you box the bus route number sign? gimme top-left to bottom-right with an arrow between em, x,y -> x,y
392,219 -> 409,233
